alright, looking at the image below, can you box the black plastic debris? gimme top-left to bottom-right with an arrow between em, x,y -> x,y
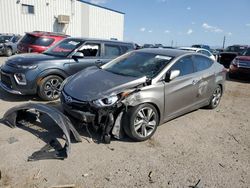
0,103 -> 82,161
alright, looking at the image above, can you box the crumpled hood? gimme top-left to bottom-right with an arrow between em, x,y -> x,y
6,53 -> 64,66
64,66 -> 147,101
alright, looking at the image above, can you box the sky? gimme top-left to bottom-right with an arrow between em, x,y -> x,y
87,0 -> 250,47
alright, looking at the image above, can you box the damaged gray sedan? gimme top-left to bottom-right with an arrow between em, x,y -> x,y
60,48 -> 226,142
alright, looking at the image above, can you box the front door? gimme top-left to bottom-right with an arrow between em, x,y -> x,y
67,42 -> 102,75
164,55 -> 198,120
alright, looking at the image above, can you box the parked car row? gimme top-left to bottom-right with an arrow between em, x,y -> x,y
0,34 -> 22,56
0,37 -> 136,100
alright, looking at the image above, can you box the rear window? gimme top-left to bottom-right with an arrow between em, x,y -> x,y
243,48 -> 250,56
226,46 -> 247,54
20,34 -> 55,46
0,36 -> 12,43
105,44 -> 121,57
193,55 -> 213,72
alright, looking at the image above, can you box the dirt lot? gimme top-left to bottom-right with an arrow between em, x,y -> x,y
0,56 -> 249,188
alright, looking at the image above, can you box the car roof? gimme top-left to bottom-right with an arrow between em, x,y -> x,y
179,47 -> 211,52
27,31 -> 69,37
136,48 -> 191,57
66,37 -> 135,45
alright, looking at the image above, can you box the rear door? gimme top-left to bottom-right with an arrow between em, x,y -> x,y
192,55 -> 215,105
67,42 -> 102,75
164,55 -> 198,120
101,43 -> 124,65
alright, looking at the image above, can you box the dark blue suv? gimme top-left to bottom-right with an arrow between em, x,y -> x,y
0,38 -> 135,100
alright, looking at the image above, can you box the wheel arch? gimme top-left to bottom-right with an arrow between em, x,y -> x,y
36,69 -> 68,87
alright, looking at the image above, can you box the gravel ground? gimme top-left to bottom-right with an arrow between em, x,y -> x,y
0,56 -> 249,188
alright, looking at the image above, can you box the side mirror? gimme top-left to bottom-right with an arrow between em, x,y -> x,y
72,52 -> 84,59
165,70 -> 180,82
5,40 -> 9,43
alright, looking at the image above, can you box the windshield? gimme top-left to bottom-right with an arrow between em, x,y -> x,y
0,35 -> 12,43
43,38 -> 84,57
226,46 -> 247,54
103,52 -> 173,78
242,48 -> 250,56
20,34 -> 55,46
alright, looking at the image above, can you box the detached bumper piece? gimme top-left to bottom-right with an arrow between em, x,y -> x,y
0,103 -> 82,161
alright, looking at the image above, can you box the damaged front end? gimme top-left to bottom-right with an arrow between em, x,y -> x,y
0,103 -> 82,161
61,86 -> 144,144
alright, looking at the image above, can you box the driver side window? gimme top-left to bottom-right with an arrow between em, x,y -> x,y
169,56 -> 194,77
78,43 -> 100,57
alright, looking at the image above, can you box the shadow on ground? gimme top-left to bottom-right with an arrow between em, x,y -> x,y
226,73 -> 250,83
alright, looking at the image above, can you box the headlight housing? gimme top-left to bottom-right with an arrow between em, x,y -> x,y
231,58 -> 239,66
16,65 -> 37,69
93,95 -> 119,107
14,73 -> 27,85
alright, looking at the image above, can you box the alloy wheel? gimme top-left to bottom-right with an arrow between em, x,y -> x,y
211,87 -> 222,107
133,107 -> 157,138
43,78 -> 62,100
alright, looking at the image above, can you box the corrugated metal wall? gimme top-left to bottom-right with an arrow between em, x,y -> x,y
0,0 -> 124,40
87,4 -> 124,40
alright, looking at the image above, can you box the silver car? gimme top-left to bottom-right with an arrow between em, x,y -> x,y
60,49 -> 226,143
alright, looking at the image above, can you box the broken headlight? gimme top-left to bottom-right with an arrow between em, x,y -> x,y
93,95 -> 119,107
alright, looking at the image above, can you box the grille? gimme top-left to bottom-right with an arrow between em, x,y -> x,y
0,72 -> 12,87
238,61 -> 250,68
61,91 -> 91,112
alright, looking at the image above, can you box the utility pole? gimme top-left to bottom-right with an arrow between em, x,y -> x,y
222,36 -> 226,49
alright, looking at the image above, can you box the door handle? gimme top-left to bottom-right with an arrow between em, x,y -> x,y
95,60 -> 103,65
192,80 -> 199,85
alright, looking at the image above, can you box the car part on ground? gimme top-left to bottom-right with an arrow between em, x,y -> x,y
0,103 -> 82,161
218,45 -> 248,68
60,48 -> 226,142
0,34 -> 22,56
17,31 -> 69,53
0,37 -> 136,101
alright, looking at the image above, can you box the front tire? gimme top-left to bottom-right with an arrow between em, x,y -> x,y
207,85 -> 222,109
38,75 -> 63,101
122,103 -> 159,141
5,47 -> 12,57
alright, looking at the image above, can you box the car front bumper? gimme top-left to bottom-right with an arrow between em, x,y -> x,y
0,67 -> 37,95
229,65 -> 250,78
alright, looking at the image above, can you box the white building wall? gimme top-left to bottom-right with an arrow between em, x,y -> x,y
88,4 -> 124,40
0,0 -> 82,36
0,0 -> 124,40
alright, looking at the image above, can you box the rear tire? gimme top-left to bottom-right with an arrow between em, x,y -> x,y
38,75 -> 63,101
5,47 -> 12,57
207,85 -> 222,109
122,103 -> 159,141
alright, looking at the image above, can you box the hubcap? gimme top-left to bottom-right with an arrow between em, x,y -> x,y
212,87 -> 221,107
134,107 -> 157,138
44,78 -> 62,99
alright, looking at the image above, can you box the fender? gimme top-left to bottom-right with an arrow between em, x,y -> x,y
37,68 -> 69,84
